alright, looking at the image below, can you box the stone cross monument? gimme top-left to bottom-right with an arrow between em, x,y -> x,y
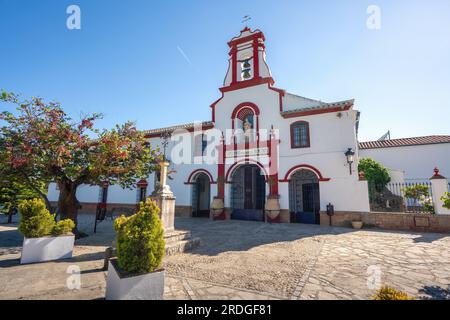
152,160 -> 176,232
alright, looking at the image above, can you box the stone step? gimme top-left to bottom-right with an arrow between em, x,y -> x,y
164,230 -> 192,243
165,237 -> 201,256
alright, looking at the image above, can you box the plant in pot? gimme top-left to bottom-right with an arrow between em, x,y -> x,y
19,198 -> 75,264
265,194 -> 281,222
210,196 -> 225,220
105,198 -> 165,300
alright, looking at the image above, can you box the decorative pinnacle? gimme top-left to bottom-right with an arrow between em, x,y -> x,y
434,167 -> 440,176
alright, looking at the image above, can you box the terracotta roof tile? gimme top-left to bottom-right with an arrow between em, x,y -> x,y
280,99 -> 354,117
142,121 -> 214,137
359,135 -> 450,149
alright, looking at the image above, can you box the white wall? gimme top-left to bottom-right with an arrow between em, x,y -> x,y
212,83 -> 369,213
360,143 -> 450,181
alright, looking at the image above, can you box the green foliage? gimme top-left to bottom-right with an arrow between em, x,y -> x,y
1,91 -> 161,224
403,184 -> 430,199
18,198 -> 74,238
441,192 -> 450,210
358,158 -> 391,188
52,219 -> 75,236
18,199 -> 55,238
403,184 -> 435,214
372,286 -> 415,300
0,176 -> 44,214
114,198 -> 165,274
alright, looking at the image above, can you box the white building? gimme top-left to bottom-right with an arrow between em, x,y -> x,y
359,136 -> 450,182
48,27 -> 375,224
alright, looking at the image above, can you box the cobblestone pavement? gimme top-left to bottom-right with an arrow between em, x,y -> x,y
1,214 -> 450,300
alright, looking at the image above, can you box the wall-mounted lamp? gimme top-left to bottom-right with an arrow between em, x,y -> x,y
345,148 -> 355,175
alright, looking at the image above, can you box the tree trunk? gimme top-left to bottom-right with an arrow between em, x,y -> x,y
7,207 -> 13,224
57,181 -> 81,235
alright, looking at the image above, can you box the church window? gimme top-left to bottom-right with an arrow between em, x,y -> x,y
194,133 -> 207,156
291,121 -> 310,148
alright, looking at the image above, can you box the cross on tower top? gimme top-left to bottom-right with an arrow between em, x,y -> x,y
242,15 -> 251,23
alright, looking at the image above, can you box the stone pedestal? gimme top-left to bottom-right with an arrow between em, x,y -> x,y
151,192 -> 176,232
152,160 -> 200,254
430,168 -> 450,215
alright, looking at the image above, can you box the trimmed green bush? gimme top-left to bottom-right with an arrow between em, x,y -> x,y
372,286 -> 415,300
441,192 -> 450,210
18,198 -> 75,238
358,158 -> 391,190
18,199 -> 56,238
52,219 -> 75,236
114,198 -> 165,274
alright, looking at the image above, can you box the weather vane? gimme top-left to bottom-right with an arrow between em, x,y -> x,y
242,15 -> 251,25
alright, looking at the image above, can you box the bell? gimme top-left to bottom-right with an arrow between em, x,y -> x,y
243,59 -> 251,69
243,69 -> 251,79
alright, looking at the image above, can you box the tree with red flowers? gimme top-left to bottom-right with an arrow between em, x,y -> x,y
0,91 -> 161,233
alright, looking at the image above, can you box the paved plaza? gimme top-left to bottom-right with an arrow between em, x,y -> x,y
1,214 -> 450,300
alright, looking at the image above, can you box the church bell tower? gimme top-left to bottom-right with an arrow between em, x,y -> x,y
222,27 -> 274,90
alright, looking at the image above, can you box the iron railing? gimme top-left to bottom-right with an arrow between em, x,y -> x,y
369,181 -> 434,214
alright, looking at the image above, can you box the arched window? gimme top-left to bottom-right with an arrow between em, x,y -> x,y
291,121 -> 310,148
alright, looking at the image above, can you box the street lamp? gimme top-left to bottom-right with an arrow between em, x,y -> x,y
345,148 -> 355,175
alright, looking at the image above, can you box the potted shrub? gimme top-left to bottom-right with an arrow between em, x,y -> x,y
210,196 -> 225,220
105,198 -> 165,300
19,198 -> 75,264
265,194 -> 281,222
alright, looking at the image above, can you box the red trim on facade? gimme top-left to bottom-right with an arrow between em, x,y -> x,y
231,102 -> 261,138
220,77 -> 275,93
225,159 -> 269,183
280,164 -> 331,182
217,134 -> 225,198
231,47 -> 237,85
252,39 -> 260,79
231,102 -> 261,118
185,169 -> 217,185
267,131 -> 279,196
210,93 -> 224,123
228,31 -> 265,47
268,86 -> 286,112
282,104 -> 352,119
290,121 -> 311,149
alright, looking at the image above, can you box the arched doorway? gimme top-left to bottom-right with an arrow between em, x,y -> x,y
192,173 -> 211,218
230,164 -> 266,221
289,169 -> 320,224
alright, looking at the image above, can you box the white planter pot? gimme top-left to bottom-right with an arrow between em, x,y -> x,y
105,259 -> 165,300
352,221 -> 364,229
20,235 -> 75,264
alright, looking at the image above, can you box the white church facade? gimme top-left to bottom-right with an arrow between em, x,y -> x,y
48,27 -> 376,223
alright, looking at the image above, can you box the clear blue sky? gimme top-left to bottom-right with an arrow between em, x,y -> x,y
1,0 -> 449,141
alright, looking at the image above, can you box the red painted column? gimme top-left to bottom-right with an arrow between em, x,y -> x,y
217,133 -> 225,198
253,40 -> 260,79
268,128 -> 279,196
231,47 -> 237,84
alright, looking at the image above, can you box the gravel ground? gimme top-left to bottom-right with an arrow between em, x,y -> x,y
2,214 -> 449,300
164,219 -> 324,298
